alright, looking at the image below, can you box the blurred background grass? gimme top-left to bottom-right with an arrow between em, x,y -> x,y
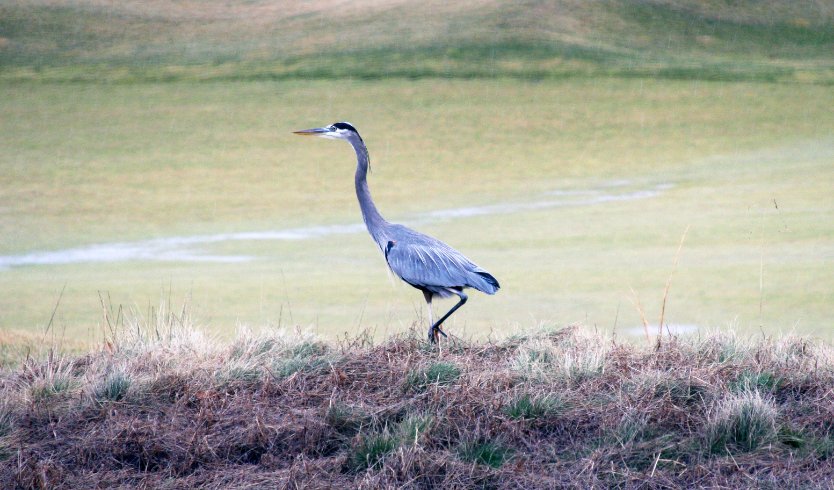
1,1 -> 833,345
2,0 -> 833,83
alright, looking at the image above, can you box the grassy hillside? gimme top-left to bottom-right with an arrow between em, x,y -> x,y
1,0 -> 833,83
1,323 -> 832,487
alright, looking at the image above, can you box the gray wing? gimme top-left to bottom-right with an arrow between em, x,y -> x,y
383,226 -> 499,295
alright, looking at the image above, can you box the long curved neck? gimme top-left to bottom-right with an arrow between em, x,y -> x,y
349,136 -> 388,245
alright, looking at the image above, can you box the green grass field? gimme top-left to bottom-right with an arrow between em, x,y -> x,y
1,1 -> 833,345
2,79 -> 832,342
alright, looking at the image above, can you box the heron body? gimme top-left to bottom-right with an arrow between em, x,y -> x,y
294,122 -> 499,342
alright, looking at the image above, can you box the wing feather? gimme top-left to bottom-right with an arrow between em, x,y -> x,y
383,227 -> 499,295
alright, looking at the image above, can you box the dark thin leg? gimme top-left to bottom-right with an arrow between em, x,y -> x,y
429,320 -> 448,343
429,289 -> 467,343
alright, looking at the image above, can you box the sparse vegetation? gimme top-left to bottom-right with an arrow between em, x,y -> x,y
396,413 -> 435,445
93,370 -> 131,403
326,401 -> 372,436
1,323 -> 832,487
23,356 -> 77,404
503,393 -> 564,420
457,440 -> 513,468
511,331 -> 607,385
348,432 -> 399,473
729,370 -> 783,394
405,361 -> 461,392
706,390 -> 780,454
0,402 -> 13,437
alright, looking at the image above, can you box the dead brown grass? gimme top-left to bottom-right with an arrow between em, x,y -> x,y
1,324 -> 833,489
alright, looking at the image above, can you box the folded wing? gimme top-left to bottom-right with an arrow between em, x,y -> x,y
383,230 -> 499,296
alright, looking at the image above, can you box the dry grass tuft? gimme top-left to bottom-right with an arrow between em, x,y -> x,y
706,390 -> 779,454
1,321 -> 833,488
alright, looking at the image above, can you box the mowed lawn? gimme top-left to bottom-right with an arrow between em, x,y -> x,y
1,78 -> 832,342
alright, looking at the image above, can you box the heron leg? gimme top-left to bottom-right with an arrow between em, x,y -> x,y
423,291 -> 445,343
429,289 -> 467,343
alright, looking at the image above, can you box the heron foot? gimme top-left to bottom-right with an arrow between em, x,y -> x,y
428,325 -> 448,344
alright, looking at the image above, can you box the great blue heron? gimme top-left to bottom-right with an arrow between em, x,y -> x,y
294,122 -> 500,343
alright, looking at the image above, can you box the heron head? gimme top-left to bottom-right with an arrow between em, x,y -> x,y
293,121 -> 361,141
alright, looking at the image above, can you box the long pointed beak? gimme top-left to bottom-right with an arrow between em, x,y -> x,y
293,127 -> 331,136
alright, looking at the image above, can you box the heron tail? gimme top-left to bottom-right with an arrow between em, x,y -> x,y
472,270 -> 500,295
